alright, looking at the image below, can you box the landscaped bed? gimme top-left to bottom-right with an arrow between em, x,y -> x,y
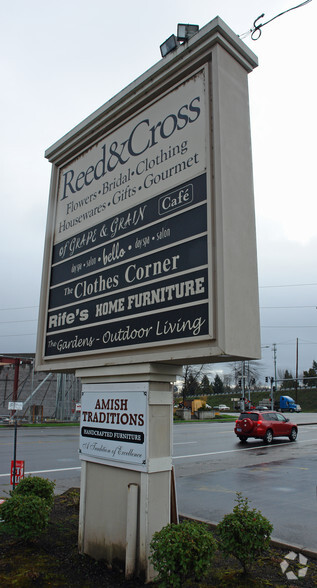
0,488 -> 317,586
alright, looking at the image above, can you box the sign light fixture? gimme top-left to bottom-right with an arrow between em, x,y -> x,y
160,24 -> 199,58
160,34 -> 178,57
177,23 -> 199,41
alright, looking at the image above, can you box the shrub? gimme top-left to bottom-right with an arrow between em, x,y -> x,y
0,494 -> 50,541
217,492 -> 273,573
198,404 -> 211,412
11,476 -> 55,508
149,519 -> 217,586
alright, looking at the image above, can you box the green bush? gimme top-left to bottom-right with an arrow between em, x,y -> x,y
149,519 -> 217,586
11,476 -> 55,507
217,492 -> 273,573
0,494 -> 50,541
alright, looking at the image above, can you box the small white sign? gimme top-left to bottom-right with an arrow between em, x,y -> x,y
79,383 -> 147,470
8,402 -> 23,410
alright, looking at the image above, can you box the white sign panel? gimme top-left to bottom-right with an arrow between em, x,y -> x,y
8,402 -> 23,410
54,72 -> 206,242
79,384 -> 147,470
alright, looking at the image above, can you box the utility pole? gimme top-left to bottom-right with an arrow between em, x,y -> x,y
241,361 -> 245,411
272,344 -> 277,390
0,357 -> 20,418
270,377 -> 274,411
0,356 -> 30,490
246,361 -> 251,403
295,337 -> 299,402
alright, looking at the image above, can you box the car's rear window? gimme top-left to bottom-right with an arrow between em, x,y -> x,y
238,413 -> 259,421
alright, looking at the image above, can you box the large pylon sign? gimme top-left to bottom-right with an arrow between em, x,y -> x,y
36,17 -> 260,372
36,18 -> 260,581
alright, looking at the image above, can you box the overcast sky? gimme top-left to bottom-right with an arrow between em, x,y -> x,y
0,0 -> 316,382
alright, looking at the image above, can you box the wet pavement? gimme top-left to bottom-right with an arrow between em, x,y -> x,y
174,414 -> 317,553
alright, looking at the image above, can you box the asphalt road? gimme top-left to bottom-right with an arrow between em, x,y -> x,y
0,414 -> 316,552
0,426 -> 81,496
173,415 -> 317,552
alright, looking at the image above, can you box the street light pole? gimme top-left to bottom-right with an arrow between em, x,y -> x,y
12,417 -> 18,491
295,338 -> 299,402
239,362 -> 243,410
272,344 -> 277,389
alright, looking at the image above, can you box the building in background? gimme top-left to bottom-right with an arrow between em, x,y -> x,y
0,354 -> 81,422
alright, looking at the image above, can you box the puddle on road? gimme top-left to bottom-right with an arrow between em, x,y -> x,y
274,487 -> 295,492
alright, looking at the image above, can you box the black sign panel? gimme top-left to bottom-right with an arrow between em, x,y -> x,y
81,427 -> 144,444
50,204 -> 206,287
47,268 -> 208,332
52,174 -> 206,264
45,303 -> 209,357
44,173 -> 210,357
48,236 -> 207,308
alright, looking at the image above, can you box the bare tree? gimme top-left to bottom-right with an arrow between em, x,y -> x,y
230,361 -> 263,387
181,365 -> 205,403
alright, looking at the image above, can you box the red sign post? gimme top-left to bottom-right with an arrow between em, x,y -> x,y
10,460 -> 25,486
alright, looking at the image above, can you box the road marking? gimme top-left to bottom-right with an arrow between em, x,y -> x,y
173,437 -> 317,459
174,442 -> 197,445
0,439 -> 77,446
0,466 -> 81,478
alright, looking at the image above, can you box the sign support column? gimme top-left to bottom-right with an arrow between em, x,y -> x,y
77,362 -> 181,582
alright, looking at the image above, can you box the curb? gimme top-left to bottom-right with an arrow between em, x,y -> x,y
297,422 -> 317,426
179,513 -> 317,559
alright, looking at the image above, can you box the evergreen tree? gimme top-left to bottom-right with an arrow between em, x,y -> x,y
199,374 -> 212,395
213,374 -> 224,394
303,361 -> 317,387
187,372 -> 200,396
281,369 -> 296,390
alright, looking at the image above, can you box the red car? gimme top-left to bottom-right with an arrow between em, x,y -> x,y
234,410 -> 298,444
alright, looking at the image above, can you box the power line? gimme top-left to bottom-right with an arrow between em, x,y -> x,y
1,326 -> 317,338
2,320 -> 317,330
1,296 -> 316,315
262,338 -> 317,347
0,319 -> 37,325
0,306 -> 38,311
239,0 -> 312,40
261,305 -> 317,310
262,325 -> 317,328
260,283 -> 317,289
1,306 -> 315,326
0,308 -> 316,329
0,333 -> 37,338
